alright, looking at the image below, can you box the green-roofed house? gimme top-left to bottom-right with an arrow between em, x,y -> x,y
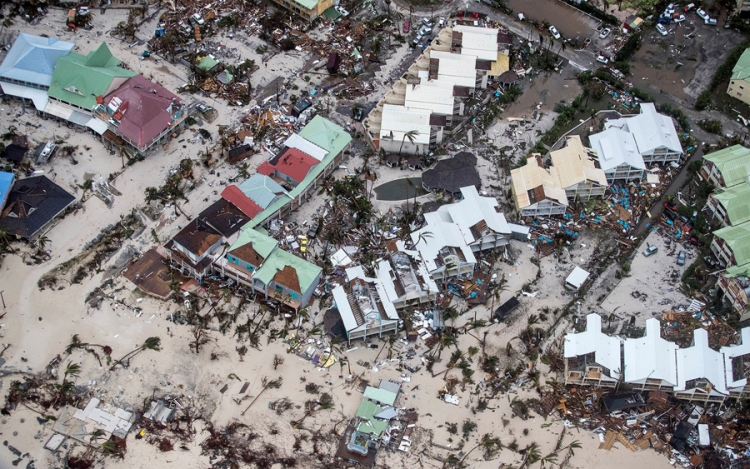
718,263 -> 750,315
48,42 -> 136,111
197,56 -> 220,73
728,48 -> 750,106
700,145 -> 750,190
222,228 -> 279,285
244,115 -> 352,230
711,223 -> 750,269
222,228 -> 322,308
707,183 -> 750,228
269,0 -> 334,22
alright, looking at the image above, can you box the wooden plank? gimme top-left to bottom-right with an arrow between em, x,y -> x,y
599,431 -> 616,450
615,432 -> 637,452
239,382 -> 250,394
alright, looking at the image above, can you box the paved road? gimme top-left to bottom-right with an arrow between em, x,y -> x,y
387,0 -> 598,71
633,147 -> 704,237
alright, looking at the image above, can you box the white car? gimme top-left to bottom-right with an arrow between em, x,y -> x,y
438,17 -> 445,27
599,27 -> 611,39
696,8 -> 709,21
656,23 -> 668,35
596,55 -> 609,64
673,14 -> 686,23
549,25 -> 561,39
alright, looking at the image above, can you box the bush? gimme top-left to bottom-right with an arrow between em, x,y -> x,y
615,33 -> 642,63
695,90 -> 711,111
698,119 -> 722,134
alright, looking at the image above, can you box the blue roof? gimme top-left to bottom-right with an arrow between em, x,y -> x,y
0,33 -> 74,87
238,173 -> 289,209
0,172 -> 16,211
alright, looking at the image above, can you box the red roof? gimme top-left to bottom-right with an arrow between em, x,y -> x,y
266,148 -> 318,183
221,185 -> 263,218
104,75 -> 182,150
256,161 -> 274,176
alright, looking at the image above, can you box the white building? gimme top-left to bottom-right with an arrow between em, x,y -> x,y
564,314 -> 622,388
410,186 -> 510,281
376,250 -> 439,310
604,103 -> 683,164
332,265 -> 400,344
675,329 -> 728,404
378,104 -> 435,155
589,127 -> 646,182
721,327 -> 750,399
623,318 -> 678,391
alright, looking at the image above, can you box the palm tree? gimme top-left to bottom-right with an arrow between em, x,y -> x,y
35,235 -> 50,256
519,442 -> 541,469
110,337 -> 161,370
66,334 -> 113,366
0,226 -> 15,253
458,433 -> 502,466
398,130 -> 419,156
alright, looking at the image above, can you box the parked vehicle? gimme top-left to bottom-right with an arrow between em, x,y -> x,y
419,25 -> 433,35
684,3 -> 695,11
299,236 -> 308,253
656,23 -> 668,35
403,20 -> 411,33
663,201 -> 678,212
352,107 -> 364,122
673,14 -> 686,22
696,8 -> 709,20
549,25 -> 561,39
596,55 -> 609,64
658,16 -> 671,25
677,250 -> 687,266
438,17 -> 445,27
705,17 -> 717,25
307,221 -> 320,238
643,245 -> 658,257
599,27 -> 611,39
422,17 -> 433,27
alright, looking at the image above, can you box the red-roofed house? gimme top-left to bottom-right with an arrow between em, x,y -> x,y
257,148 -> 319,187
97,75 -> 189,155
221,185 -> 263,218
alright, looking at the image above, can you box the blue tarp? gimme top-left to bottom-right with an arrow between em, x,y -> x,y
0,172 -> 14,211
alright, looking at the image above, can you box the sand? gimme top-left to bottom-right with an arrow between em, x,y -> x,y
0,4 -> 675,469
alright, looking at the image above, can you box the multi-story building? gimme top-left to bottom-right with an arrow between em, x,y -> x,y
710,223 -> 750,268
700,145 -> 750,189
511,155 -> 569,217
549,136 -> 608,201
728,47 -> 750,105
268,0 -> 334,22
706,183 -> 750,228
563,314 -> 622,389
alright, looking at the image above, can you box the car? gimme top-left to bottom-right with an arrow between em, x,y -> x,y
335,5 -> 349,16
419,25 -> 433,35
596,54 -> 609,64
403,20 -> 410,33
677,251 -> 687,266
658,16 -> 671,25
673,14 -> 686,23
705,17 -> 717,25
422,18 -> 433,27
663,201 -> 678,212
696,8 -> 709,20
352,107 -> 364,121
656,23 -> 668,35
299,237 -> 308,253
599,27 -> 611,39
438,17 -> 445,27
307,221 -> 320,238
196,103 -> 211,113
684,3 -> 695,11
411,34 -> 423,46
643,245 -> 658,257
549,25 -> 561,39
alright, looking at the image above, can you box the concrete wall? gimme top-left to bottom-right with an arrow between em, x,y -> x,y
728,79 -> 750,106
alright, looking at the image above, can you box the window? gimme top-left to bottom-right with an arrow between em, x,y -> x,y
227,255 -> 234,263
290,292 -> 299,299
246,265 -> 254,271
275,285 -> 283,293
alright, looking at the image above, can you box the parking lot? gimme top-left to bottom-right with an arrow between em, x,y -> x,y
504,0 -> 601,39
630,11 -> 743,102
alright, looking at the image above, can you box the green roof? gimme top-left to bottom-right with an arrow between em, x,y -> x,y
228,228 -> 278,258
291,0 -> 318,10
298,115 -> 352,157
322,7 -> 341,19
48,42 -> 136,110
355,401 -> 388,437
703,145 -> 750,188
732,48 -> 750,81
254,248 -> 322,293
715,223 -> 750,267
197,56 -> 219,71
713,183 -> 750,226
363,387 -> 397,406
244,116 -> 351,230
725,263 -> 750,278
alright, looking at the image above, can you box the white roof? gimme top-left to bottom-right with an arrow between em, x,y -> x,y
430,50 -> 477,88
283,133 -> 328,161
675,328 -> 727,395
0,82 -> 49,110
563,314 -> 622,379
345,265 -> 400,321
623,318 -> 678,386
605,103 -> 683,156
436,186 -> 510,245
565,266 -> 590,289
379,104 -> 431,145
589,127 -> 646,172
330,248 -> 353,267
404,79 -> 455,115
332,285 -> 359,332
411,213 -> 476,273
453,25 -> 499,61
721,327 -> 750,390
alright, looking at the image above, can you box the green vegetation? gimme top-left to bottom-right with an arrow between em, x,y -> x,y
698,119 -> 723,134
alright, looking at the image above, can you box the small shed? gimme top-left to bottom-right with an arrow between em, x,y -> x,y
327,52 -> 341,74
227,144 -> 253,164
565,266 -> 590,291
